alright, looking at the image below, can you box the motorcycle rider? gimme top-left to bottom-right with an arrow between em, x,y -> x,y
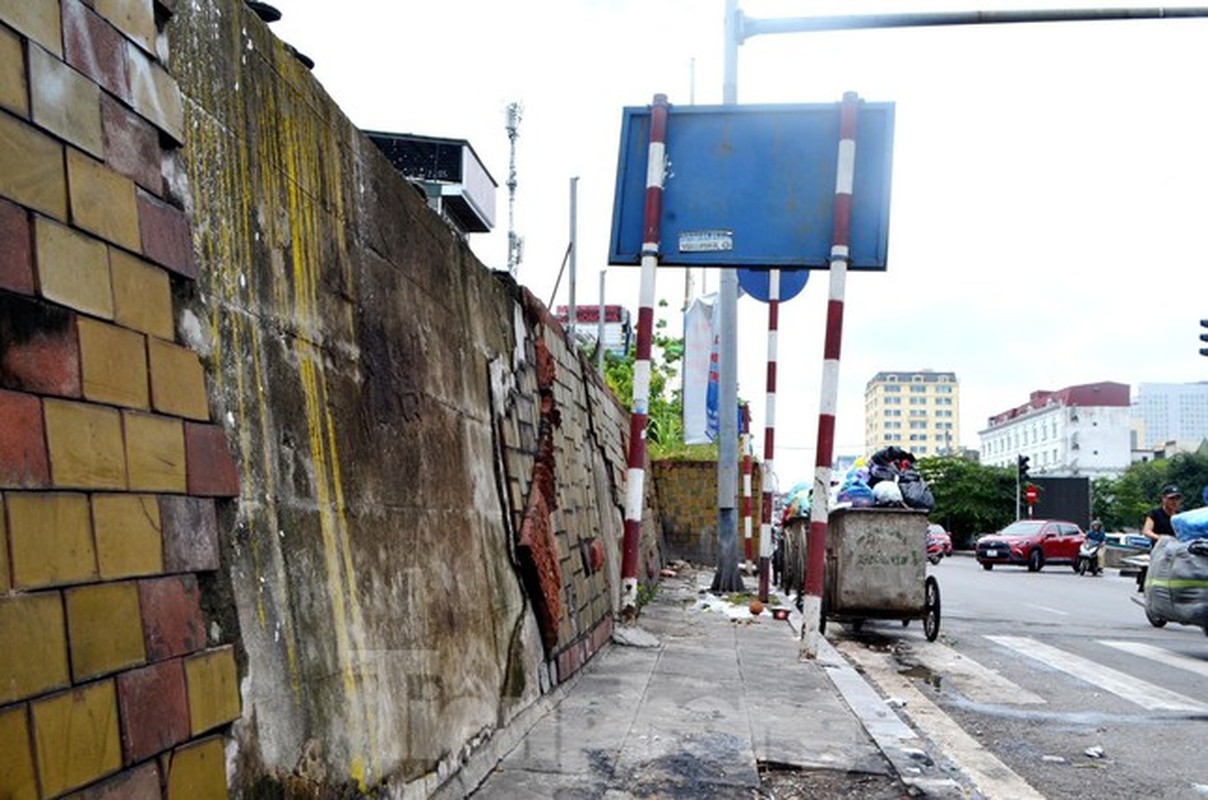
1085,519 -> 1106,574
1136,485 -> 1182,591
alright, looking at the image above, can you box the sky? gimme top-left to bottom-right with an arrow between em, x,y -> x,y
271,0 -> 1208,488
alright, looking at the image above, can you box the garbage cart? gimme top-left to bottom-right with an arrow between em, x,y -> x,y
820,507 -> 940,641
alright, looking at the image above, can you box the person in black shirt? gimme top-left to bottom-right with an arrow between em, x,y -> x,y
1136,485 -> 1183,591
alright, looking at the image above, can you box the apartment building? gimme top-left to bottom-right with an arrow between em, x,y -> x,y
864,370 -> 960,456
979,381 -> 1131,477
1132,382 -> 1208,450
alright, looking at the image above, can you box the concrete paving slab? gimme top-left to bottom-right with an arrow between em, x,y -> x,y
468,566 -> 914,798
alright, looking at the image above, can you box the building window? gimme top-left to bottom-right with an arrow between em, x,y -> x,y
884,384 -> 901,392
886,396 -> 901,405
910,385 -> 926,393
936,385 -> 952,393
910,397 -> 926,405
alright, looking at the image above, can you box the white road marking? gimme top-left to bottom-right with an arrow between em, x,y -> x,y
836,639 -> 1047,800
1026,604 -> 1069,617
1099,640 -> 1208,680
908,640 -> 1046,706
987,636 -> 1208,713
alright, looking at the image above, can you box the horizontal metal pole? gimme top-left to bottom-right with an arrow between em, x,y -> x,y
738,7 -> 1208,42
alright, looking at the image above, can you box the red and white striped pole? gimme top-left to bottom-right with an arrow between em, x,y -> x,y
757,269 -> 779,602
620,93 -> 669,618
801,91 -> 860,658
741,404 -> 753,573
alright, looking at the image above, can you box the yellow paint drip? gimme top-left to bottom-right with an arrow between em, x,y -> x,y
180,14 -> 383,785
284,95 -> 380,785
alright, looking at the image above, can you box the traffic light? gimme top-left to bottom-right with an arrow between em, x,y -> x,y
1201,319 -> 1208,357
1017,454 -> 1030,482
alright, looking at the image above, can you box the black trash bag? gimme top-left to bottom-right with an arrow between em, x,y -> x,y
870,446 -> 915,468
900,477 -> 935,511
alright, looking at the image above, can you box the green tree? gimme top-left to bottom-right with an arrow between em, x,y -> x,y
1092,447 -> 1208,530
915,455 -> 1016,549
602,301 -> 719,461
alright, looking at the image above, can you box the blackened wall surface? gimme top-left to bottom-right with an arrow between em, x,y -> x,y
167,1 -> 660,796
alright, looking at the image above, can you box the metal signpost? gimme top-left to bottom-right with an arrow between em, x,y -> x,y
609,98 -> 896,608
721,0 -> 1208,659
618,95 -> 669,618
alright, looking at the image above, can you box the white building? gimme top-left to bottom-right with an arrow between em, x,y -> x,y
1132,382 -> 1208,450
979,382 -> 1132,478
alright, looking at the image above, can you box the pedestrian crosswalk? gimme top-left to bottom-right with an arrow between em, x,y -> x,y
836,630 -> 1208,800
1099,639 -> 1208,680
872,631 -> 1207,713
984,635 -> 1208,713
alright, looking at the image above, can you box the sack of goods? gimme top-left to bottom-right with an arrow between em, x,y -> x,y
1145,536 -> 1208,627
1171,506 -> 1208,542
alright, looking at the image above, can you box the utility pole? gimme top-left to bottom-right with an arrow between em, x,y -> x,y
711,0 -> 744,595
569,177 -> 578,344
505,102 -> 523,277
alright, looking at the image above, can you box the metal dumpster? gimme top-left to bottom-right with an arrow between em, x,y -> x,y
822,507 -> 940,641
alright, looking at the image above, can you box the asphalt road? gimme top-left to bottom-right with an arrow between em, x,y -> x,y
829,553 -> 1208,800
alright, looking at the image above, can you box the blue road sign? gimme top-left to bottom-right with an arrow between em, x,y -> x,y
609,101 -> 895,270
737,268 -> 809,303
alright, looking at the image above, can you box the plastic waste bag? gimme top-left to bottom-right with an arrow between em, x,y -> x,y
872,480 -> 904,507
898,468 -> 935,511
838,476 -> 874,507
1145,537 -> 1208,627
1171,506 -> 1208,542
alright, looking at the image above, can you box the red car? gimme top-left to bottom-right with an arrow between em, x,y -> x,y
975,519 -> 1085,572
926,524 -> 952,564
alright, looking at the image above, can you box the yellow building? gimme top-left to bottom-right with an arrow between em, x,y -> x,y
864,370 -> 960,457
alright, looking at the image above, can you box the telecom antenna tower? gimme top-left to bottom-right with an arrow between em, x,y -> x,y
505,102 -> 524,276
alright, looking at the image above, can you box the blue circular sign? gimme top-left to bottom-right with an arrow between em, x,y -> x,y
737,268 -> 810,303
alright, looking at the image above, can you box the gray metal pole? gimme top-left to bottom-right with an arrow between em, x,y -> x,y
569,177 -> 578,345
711,0 -> 745,593
737,7 -> 1208,40
597,270 -> 606,375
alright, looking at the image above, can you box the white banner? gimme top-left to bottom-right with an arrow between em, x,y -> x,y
682,294 -> 718,445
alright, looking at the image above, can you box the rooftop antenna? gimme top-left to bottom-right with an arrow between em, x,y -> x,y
505,102 -> 524,276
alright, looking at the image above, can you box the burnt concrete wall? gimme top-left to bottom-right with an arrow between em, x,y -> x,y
164,1 -> 659,797
653,459 -> 765,566
0,1 -> 660,798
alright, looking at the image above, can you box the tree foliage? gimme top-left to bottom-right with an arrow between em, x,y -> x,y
602,301 -> 744,462
910,447 -> 1208,546
1091,445 -> 1208,530
915,455 -> 1016,549
602,302 -> 693,459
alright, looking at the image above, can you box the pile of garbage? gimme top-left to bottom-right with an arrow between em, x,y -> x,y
836,446 -> 935,512
776,447 -> 937,527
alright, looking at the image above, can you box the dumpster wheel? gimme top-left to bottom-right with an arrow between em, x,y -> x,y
923,576 -> 941,642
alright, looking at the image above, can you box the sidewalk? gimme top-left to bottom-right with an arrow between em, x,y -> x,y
465,564 -> 963,799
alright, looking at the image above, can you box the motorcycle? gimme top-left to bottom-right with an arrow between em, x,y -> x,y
1076,538 -> 1103,576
